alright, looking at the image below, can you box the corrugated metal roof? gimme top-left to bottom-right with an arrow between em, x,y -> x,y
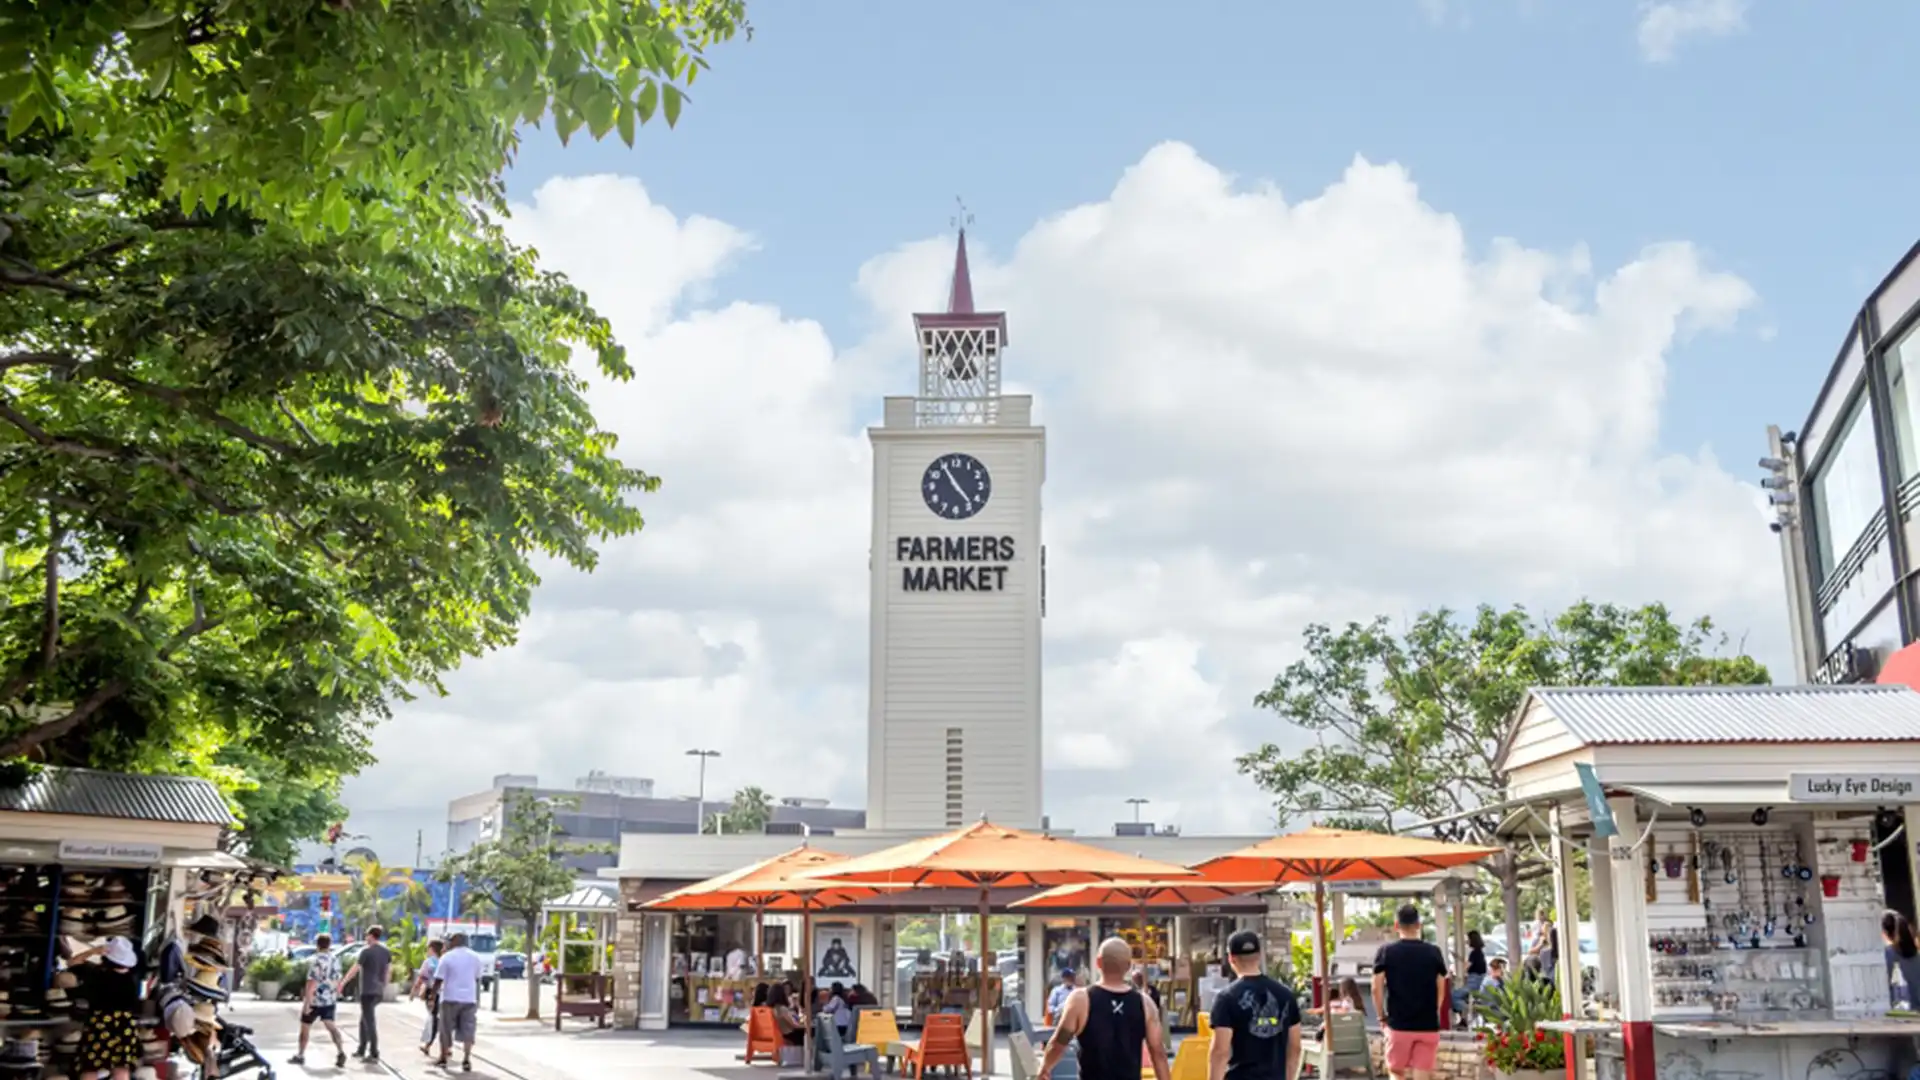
1532,685 -> 1920,746
0,766 -> 233,826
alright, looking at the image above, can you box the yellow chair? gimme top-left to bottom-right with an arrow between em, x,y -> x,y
1169,1035 -> 1212,1080
1196,1013 -> 1212,1039
856,1008 -> 907,1073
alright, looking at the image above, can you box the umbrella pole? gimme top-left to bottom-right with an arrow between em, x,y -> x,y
803,907 -> 815,1073
756,908 -> 765,979
1314,879 -> 1330,1011
979,888 -> 992,1078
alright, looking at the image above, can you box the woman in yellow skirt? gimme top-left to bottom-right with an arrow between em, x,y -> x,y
72,937 -> 143,1080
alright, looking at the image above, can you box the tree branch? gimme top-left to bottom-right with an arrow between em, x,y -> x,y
0,590 -> 223,759
41,508 -> 62,674
0,396 -> 264,515
98,372 -> 300,456
274,396 -> 322,447
0,351 -> 75,375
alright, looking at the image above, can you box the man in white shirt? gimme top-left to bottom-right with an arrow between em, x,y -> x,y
433,933 -> 483,1072
726,942 -> 750,979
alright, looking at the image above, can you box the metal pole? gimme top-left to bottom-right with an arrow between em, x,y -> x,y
1767,424 -> 1820,681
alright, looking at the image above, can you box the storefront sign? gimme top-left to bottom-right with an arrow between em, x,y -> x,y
1789,772 -> 1920,802
896,535 -> 1014,593
1812,641 -> 1877,685
58,839 -> 162,864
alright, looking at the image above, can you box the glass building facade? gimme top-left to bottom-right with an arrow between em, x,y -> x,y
1782,240 -> 1920,681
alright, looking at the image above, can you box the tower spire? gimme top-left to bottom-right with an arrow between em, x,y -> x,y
947,228 -> 975,315
912,199 -> 1006,425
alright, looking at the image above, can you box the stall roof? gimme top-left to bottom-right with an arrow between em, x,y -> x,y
0,766 -> 233,826
1496,684 -> 1920,776
546,883 -> 618,914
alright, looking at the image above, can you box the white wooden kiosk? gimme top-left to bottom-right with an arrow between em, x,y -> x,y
1488,685 -> 1920,1080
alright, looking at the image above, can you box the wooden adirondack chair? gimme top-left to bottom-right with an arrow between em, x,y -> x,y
1300,1011 -> 1374,1079
903,1013 -> 972,1079
856,1007 -> 906,1073
743,1006 -> 783,1065
816,1014 -> 882,1079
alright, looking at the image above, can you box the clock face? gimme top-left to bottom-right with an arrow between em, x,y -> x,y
922,452 -> 992,520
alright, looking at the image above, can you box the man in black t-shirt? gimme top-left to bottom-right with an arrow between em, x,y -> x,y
1370,905 -> 1449,1080
1207,931 -> 1300,1080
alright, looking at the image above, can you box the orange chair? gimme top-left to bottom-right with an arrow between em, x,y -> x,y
744,1006 -> 783,1065
904,1013 -> 972,1079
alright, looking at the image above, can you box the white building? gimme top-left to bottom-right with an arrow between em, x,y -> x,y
866,230 -> 1046,830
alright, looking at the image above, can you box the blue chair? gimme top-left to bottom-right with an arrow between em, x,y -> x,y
1008,1001 -> 1055,1049
816,1014 -> 882,1079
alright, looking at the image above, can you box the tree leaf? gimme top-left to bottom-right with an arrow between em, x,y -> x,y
661,83 -> 682,127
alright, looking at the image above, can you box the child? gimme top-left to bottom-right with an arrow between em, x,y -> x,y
72,937 -> 142,1080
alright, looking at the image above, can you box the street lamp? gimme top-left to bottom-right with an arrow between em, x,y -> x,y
1126,798 -> 1149,824
686,749 -> 721,833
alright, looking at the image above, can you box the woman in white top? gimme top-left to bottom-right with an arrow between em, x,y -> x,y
413,940 -> 446,1057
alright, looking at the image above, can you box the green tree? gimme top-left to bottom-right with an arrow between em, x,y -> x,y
438,793 -> 582,1020
0,1 -> 749,842
706,786 -> 776,834
1237,601 -> 1766,957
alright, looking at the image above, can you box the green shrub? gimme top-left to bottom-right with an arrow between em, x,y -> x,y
1474,978 -> 1565,1075
248,953 -> 292,985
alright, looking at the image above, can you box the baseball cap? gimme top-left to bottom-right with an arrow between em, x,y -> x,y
1227,931 -> 1262,957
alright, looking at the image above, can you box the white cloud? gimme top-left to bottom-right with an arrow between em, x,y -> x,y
331,143 -> 1784,864
1637,0 -> 1749,63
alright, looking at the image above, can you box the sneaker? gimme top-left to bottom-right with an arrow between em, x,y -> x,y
366,1054 -> 380,1064
289,1056 -> 305,1066
461,1061 -> 471,1073
336,1052 -> 347,1068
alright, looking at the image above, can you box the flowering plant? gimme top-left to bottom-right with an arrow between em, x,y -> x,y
1474,979 -> 1566,1074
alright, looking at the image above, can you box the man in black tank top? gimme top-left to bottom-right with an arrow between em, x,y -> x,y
1039,938 -> 1170,1080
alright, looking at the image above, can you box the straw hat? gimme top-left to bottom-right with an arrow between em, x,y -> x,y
189,1000 -> 221,1031
0,1040 -> 38,1072
182,965 -> 228,1002
186,915 -> 221,940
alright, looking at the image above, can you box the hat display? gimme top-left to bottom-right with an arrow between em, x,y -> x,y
185,915 -> 221,940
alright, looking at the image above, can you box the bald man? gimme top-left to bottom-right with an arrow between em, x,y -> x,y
1039,937 -> 1170,1080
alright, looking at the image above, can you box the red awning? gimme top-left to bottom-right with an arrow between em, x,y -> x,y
1877,643 -> 1920,691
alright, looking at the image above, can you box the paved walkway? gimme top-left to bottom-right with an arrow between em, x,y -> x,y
222,992 -> 928,1080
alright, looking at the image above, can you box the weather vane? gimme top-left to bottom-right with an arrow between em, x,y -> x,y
950,195 -> 974,233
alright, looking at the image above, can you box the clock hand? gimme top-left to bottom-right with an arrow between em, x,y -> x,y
941,465 -> 972,505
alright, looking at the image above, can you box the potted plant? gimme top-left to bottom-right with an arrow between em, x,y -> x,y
249,953 -> 293,1002
1475,978 -> 1566,1080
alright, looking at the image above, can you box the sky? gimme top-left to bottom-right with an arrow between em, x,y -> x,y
327,0 -> 1920,865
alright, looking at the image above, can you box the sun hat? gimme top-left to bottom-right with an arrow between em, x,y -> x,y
103,937 -> 137,968
182,965 -> 228,1002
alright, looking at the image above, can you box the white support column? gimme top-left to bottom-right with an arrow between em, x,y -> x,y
1588,833 -> 1618,1002
1551,803 -> 1583,1014
1605,796 -> 1655,1080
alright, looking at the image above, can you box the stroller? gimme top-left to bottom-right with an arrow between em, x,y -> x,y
182,1018 -> 274,1080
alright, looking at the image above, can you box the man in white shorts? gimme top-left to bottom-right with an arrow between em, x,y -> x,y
433,932 -> 483,1072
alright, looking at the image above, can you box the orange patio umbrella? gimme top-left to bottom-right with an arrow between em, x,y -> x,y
1190,826 -> 1502,1007
796,819 -> 1196,1077
1010,878 -> 1273,932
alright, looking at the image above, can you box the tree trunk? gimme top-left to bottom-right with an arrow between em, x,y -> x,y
1499,852 -> 1523,968
525,913 -> 541,1020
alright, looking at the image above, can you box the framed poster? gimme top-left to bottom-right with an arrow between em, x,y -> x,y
813,923 -> 861,983
762,924 -> 788,956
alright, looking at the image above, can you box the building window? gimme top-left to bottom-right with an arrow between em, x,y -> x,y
1811,396 -> 1883,580
1886,326 -> 1920,484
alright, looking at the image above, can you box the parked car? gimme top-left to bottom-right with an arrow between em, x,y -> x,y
496,952 -> 527,979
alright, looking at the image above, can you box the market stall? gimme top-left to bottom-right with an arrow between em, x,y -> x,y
0,765 -> 242,1076
544,884 -> 617,1030
1487,685 -> 1920,1080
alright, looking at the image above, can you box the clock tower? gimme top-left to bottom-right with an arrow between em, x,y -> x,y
866,229 -> 1046,830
